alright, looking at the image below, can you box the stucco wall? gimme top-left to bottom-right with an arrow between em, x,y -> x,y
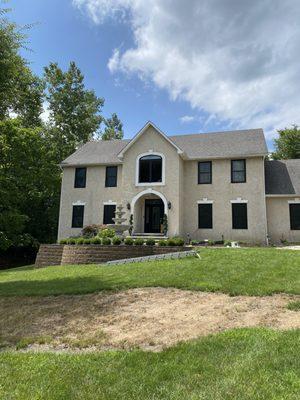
266,197 -> 300,243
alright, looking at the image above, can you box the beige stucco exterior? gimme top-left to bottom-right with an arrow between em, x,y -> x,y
58,125 -> 299,244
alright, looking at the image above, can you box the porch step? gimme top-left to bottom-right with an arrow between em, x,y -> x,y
132,233 -> 168,240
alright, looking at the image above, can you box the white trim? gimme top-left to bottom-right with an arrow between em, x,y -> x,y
288,198 -> 300,204
131,188 -> 168,216
72,201 -> 86,206
118,121 -> 184,159
135,152 -> 165,187
230,197 -> 248,203
103,200 -> 117,205
266,194 -> 299,198
197,198 -> 214,204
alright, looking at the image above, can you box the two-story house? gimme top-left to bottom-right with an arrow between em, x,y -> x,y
58,121 -> 300,244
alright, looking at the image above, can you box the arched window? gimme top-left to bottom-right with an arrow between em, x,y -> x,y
139,155 -> 162,183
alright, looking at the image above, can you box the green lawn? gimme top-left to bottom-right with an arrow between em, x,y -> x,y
0,248 -> 299,296
0,328 -> 299,400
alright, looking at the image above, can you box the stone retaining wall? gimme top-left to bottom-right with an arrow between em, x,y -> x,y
35,244 -> 190,266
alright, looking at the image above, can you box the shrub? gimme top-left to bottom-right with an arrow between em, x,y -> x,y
112,236 -> 122,245
99,228 -> 116,238
83,238 -> 92,244
191,240 -> 198,246
59,239 -> 67,244
76,238 -> 85,245
81,224 -> 102,238
208,239 -> 215,246
124,237 -> 134,245
167,237 -> 185,246
146,238 -> 155,246
134,238 -> 144,246
102,237 -> 111,245
67,238 -> 76,245
224,240 -> 231,247
91,237 -> 101,244
158,240 -> 167,246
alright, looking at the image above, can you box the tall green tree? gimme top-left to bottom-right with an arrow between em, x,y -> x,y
272,125 -> 300,159
44,62 -> 104,161
0,5 -> 44,126
101,112 -> 124,140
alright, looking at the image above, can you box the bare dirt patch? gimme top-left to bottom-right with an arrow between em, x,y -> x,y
1,288 -> 299,351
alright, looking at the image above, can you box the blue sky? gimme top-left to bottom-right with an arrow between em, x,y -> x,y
9,1 -> 300,148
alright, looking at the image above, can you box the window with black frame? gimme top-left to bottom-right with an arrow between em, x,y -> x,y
198,161 -> 212,184
72,205 -> 84,228
74,167 -> 86,188
289,204 -> 300,230
103,204 -> 116,225
105,166 -> 118,187
139,155 -> 162,183
198,203 -> 213,228
232,203 -> 248,229
231,160 -> 246,183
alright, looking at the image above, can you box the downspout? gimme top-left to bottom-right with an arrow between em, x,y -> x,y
262,156 -> 269,245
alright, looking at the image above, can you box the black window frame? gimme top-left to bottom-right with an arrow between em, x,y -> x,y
74,167 -> 87,188
138,155 -> 162,183
289,204 -> 300,230
198,203 -> 213,229
232,203 -> 248,229
198,161 -> 212,184
103,204 -> 116,225
231,159 -> 246,183
105,166 -> 118,187
71,205 -> 84,228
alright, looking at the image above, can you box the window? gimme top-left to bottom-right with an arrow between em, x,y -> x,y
232,203 -> 248,229
103,204 -> 116,225
74,167 -> 86,188
198,161 -> 212,184
72,205 -> 84,228
139,155 -> 162,183
231,160 -> 246,183
290,204 -> 300,230
198,203 -> 213,229
105,166 -> 118,187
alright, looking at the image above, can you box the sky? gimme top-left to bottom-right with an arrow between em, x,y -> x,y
9,0 -> 300,149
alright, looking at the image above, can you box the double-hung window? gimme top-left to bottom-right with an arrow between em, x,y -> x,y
198,161 -> 212,184
72,205 -> 84,228
74,167 -> 86,188
232,203 -> 248,229
198,203 -> 213,229
105,166 -> 118,187
103,205 -> 116,225
290,204 -> 300,230
231,160 -> 246,183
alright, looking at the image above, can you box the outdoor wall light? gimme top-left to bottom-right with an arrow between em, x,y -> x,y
168,201 -> 172,210
127,202 -> 131,210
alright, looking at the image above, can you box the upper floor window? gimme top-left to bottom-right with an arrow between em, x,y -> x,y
105,166 -> 118,187
198,161 -> 212,184
74,167 -> 86,188
231,159 -> 246,183
290,204 -> 300,230
139,155 -> 162,183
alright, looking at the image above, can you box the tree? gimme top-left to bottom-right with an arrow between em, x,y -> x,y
101,113 -> 124,140
0,5 -> 44,126
44,62 -> 104,161
272,125 -> 300,159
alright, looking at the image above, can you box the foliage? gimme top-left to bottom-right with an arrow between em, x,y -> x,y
134,238 -> 144,246
91,237 -> 101,244
76,238 -> 85,245
167,237 -> 185,246
146,238 -> 155,246
224,240 -> 232,247
124,237 -> 134,245
59,239 -> 67,244
207,239 -> 215,246
191,240 -> 198,246
98,228 -> 116,238
129,214 -> 133,236
158,239 -> 167,246
101,113 -> 124,140
162,214 -> 168,235
83,238 -> 91,244
102,237 -> 111,245
272,125 -> 300,159
287,301 -> 300,311
81,225 -> 102,238
67,238 -> 76,245
112,236 -> 122,245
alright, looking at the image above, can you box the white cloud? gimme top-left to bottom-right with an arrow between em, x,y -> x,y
180,115 -> 195,124
40,102 -> 50,123
73,0 -> 300,139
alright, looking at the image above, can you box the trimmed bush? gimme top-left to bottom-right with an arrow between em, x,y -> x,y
91,237 -> 101,244
76,238 -> 85,245
208,239 -> 215,246
59,239 -> 67,244
83,238 -> 92,244
124,237 -> 134,246
167,237 -> 185,246
224,240 -> 231,247
191,240 -> 198,246
134,238 -> 144,246
98,228 -> 115,238
146,238 -> 156,246
158,240 -> 167,246
112,237 -> 122,245
81,224 -> 102,238
67,238 -> 76,245
102,237 -> 111,245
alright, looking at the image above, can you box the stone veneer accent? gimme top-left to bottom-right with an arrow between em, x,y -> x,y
35,244 -> 190,267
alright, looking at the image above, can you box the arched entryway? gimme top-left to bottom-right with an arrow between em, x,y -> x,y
131,189 -> 168,234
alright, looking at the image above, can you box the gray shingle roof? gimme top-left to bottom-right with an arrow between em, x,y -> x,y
61,128 -> 267,166
265,159 -> 300,195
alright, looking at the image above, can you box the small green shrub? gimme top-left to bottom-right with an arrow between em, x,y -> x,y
208,239 -> 215,246
224,240 -> 231,247
83,238 -> 91,244
112,237 -> 122,245
81,224 -> 102,238
134,238 -> 144,246
191,240 -> 198,246
91,237 -> 101,244
287,301 -> 300,311
59,239 -> 67,244
124,237 -> 134,245
99,228 -> 116,238
76,238 -> 85,245
67,238 -> 76,245
158,240 -> 167,246
146,238 -> 156,246
102,237 -> 111,245
167,237 -> 185,246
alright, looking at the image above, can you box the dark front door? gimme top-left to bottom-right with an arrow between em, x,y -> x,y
144,199 -> 164,233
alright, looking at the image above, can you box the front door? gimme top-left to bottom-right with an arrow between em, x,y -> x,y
144,199 -> 164,233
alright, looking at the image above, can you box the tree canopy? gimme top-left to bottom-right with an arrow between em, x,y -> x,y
272,125 -> 300,160
102,112 -> 124,140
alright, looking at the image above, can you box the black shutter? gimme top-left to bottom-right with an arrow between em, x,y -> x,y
105,166 -> 118,187
74,167 -> 86,188
72,205 -> 84,228
198,162 -> 212,184
198,204 -> 213,229
103,205 -> 116,224
232,203 -> 248,229
290,204 -> 300,230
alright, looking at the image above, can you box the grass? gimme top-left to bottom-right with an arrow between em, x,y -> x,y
0,248 -> 299,296
287,301 -> 300,311
0,328 -> 299,400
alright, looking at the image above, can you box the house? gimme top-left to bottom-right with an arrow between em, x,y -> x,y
58,121 -> 300,244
